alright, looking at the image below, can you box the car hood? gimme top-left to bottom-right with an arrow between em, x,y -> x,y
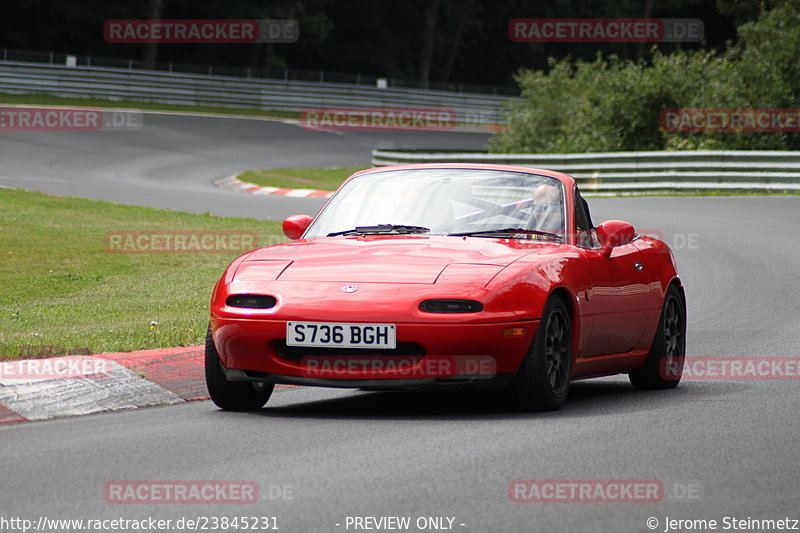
233,235 -> 554,285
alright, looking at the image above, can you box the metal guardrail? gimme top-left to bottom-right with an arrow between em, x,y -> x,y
0,47 -> 520,96
371,149 -> 800,191
0,61 -> 513,124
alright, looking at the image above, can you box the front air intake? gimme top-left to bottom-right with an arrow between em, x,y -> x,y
419,299 -> 483,313
226,294 -> 277,309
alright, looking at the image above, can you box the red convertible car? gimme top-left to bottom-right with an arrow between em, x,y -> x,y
206,164 -> 686,411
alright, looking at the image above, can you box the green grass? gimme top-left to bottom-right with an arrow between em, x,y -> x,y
239,167 -> 367,191
0,91 -> 300,120
0,188 -> 285,360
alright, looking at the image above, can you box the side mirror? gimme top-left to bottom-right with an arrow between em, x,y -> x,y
596,220 -> 636,257
282,214 -> 313,240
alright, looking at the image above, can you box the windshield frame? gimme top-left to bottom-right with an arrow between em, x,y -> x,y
302,167 -> 571,241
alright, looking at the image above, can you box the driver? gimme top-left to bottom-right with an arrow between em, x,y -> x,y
531,181 -> 563,233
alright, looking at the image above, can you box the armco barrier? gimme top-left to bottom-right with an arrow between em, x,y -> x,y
0,61 -> 513,125
371,149 -> 800,192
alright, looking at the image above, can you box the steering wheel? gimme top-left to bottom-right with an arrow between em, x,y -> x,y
455,197 -> 536,225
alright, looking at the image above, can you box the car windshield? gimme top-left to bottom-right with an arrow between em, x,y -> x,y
304,168 -> 566,240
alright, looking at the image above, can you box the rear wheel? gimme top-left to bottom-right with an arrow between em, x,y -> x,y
506,297 -> 572,411
205,325 -> 273,410
629,285 -> 686,389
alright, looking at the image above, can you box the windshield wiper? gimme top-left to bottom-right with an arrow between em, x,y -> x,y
448,228 -> 562,241
327,224 -> 431,237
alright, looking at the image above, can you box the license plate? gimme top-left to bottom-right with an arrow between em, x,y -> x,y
286,322 -> 397,349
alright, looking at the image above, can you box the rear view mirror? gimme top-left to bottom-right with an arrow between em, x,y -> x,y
282,214 -> 313,240
596,220 -> 636,257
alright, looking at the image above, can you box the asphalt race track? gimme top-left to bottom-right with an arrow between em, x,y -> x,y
2,112 -> 799,532
0,113 -> 488,220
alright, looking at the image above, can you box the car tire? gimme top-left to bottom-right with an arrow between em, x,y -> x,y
205,325 -> 273,410
506,296 -> 572,411
629,284 -> 686,390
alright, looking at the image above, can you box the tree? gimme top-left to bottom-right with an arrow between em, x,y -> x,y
417,0 -> 442,86
141,0 -> 165,69
491,2 -> 800,153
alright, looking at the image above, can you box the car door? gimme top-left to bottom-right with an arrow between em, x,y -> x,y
581,243 -> 652,356
574,189 -> 651,357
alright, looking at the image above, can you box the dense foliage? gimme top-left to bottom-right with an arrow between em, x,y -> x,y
491,2 -> 800,152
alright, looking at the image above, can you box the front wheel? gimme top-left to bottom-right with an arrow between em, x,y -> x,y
629,285 -> 686,390
506,297 -> 572,411
205,325 -> 273,410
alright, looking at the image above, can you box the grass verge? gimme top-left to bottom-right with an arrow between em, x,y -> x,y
0,188 -> 285,360
0,91 -> 300,121
239,167 -> 367,191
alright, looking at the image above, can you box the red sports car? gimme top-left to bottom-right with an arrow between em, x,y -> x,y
206,164 -> 686,411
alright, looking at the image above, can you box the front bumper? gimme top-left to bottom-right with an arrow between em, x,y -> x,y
211,317 -> 538,384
